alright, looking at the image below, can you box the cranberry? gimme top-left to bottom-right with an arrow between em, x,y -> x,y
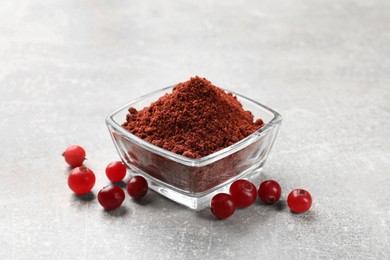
68,166 -> 95,195
287,189 -> 312,213
62,145 -> 86,168
210,193 -> 236,219
229,179 -> 257,208
258,180 -> 282,204
126,176 -> 148,199
105,161 -> 127,182
98,185 -> 125,210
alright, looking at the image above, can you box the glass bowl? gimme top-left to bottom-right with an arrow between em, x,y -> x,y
105,86 -> 282,210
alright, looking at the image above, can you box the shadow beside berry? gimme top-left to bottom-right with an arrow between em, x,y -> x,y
72,191 -> 96,202
103,206 -> 129,218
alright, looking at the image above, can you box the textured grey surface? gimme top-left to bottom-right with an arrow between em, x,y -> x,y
0,0 -> 389,259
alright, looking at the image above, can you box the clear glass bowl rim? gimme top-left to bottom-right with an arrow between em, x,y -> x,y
105,85 -> 282,167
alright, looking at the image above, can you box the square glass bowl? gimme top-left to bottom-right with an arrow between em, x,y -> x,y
105,86 -> 282,210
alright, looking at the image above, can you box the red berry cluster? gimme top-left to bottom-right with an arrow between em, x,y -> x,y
63,145 -> 312,216
63,145 -> 148,211
210,179 -> 312,219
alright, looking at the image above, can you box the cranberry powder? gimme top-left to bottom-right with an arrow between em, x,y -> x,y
122,76 -> 264,158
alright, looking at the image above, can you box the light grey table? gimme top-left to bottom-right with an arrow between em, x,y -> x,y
1,0 -> 389,259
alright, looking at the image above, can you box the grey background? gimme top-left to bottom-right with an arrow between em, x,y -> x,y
0,0 -> 389,259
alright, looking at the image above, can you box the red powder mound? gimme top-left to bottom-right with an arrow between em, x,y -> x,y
122,76 -> 264,158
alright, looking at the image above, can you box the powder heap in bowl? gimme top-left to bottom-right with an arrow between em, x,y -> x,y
122,76 -> 264,158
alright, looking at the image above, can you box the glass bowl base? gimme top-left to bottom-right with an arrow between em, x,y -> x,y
127,163 -> 264,211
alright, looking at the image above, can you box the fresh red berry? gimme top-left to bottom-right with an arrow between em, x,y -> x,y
126,176 -> 148,199
287,189 -> 312,213
210,193 -> 236,219
62,145 -> 86,168
98,185 -> 125,210
68,166 -> 95,195
229,179 -> 257,208
258,180 -> 282,204
106,161 -> 127,182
